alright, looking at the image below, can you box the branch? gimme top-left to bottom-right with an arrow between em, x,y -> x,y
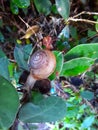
66,11 -> 98,25
67,17 -> 98,24
73,11 -> 98,18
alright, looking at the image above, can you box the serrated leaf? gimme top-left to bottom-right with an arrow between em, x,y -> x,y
13,0 -> 30,8
55,0 -> 70,20
0,76 -> 19,129
81,116 -> 95,128
19,96 -> 66,123
64,43 -> 98,61
34,0 -> 52,15
14,44 -> 32,70
49,51 -> 64,80
80,90 -> 94,100
61,57 -> 94,77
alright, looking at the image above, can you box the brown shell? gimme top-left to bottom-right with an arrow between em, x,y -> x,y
29,50 -> 56,79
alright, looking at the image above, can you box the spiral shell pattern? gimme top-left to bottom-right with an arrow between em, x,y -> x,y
29,49 -> 56,79
29,50 -> 48,69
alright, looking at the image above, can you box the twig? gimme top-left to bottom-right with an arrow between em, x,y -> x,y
9,59 -> 16,63
73,11 -> 98,18
11,19 -> 37,43
18,16 -> 30,28
68,17 -> 98,24
66,11 -> 98,25
86,34 -> 98,41
11,20 -> 25,34
18,16 -> 38,39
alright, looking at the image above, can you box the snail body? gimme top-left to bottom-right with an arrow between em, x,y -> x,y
24,49 -> 56,92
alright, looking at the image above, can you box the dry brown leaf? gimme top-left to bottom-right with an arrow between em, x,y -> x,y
20,25 -> 40,39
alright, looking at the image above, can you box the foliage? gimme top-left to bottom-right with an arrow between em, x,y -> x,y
0,0 -> 98,129
0,76 -> 19,129
10,0 -> 70,18
19,94 -> 66,123
54,95 -> 96,130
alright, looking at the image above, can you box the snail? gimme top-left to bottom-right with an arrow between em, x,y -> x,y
24,49 -> 56,93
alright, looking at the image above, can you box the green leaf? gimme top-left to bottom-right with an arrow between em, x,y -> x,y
0,57 -> 10,80
10,0 -> 19,15
13,0 -> 30,8
81,116 -> 95,128
95,19 -> 98,32
66,107 -> 79,118
0,76 -> 19,129
0,31 -> 4,42
51,4 -> 58,14
14,44 -> 32,70
0,49 -> 6,58
70,26 -> 78,39
19,96 -> 66,123
8,63 -> 15,78
55,0 -> 70,20
61,57 -> 94,76
0,19 -> 3,28
0,49 -> 10,80
87,30 -> 96,37
34,0 -> 52,15
49,51 -> 64,80
80,90 -> 94,100
31,92 -> 44,104
64,43 -> 98,61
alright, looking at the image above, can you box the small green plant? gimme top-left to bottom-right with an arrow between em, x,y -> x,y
0,0 -> 98,129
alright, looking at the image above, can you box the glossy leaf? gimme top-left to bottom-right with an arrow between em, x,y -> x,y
8,63 -> 15,78
14,44 -> 32,70
61,57 -> 94,77
55,0 -> 70,20
81,116 -> 95,128
0,49 -> 10,80
80,90 -> 94,100
13,0 -> 30,8
10,0 -> 19,15
64,43 -> 98,61
49,51 -> 64,80
51,4 -> 58,14
0,76 -> 19,129
19,96 -> 66,123
58,25 -> 70,39
34,0 -> 52,15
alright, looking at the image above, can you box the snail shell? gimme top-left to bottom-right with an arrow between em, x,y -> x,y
29,49 -> 56,79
